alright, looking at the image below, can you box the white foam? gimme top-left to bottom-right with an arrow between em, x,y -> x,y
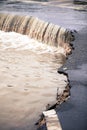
0,30 -> 65,55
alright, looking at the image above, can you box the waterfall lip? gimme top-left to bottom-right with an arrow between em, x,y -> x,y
0,12 -> 76,71
0,13 -> 76,130
0,13 -> 76,70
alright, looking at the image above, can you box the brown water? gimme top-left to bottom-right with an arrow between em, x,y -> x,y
0,30 -> 69,130
0,12 -> 73,130
0,13 -> 74,51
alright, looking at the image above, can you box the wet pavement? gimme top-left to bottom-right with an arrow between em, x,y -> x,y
56,27 -> 87,130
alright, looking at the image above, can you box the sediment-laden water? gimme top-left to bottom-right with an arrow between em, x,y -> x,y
0,30 -> 70,130
0,14 -> 73,130
0,0 -> 87,130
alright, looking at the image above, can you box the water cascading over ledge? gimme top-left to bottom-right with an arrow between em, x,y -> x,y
0,13 -> 76,130
0,13 -> 74,55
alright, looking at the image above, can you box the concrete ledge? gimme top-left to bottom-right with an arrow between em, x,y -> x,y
43,109 -> 62,130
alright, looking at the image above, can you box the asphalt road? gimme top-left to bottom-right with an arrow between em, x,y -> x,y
56,26 -> 87,130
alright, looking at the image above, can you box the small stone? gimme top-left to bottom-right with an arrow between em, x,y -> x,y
7,85 -> 13,87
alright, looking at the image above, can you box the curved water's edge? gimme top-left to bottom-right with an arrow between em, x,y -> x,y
36,74 -> 71,130
56,27 -> 87,130
0,13 -> 75,130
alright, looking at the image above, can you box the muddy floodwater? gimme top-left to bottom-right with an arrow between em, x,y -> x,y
0,0 -> 87,130
0,30 -> 68,130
